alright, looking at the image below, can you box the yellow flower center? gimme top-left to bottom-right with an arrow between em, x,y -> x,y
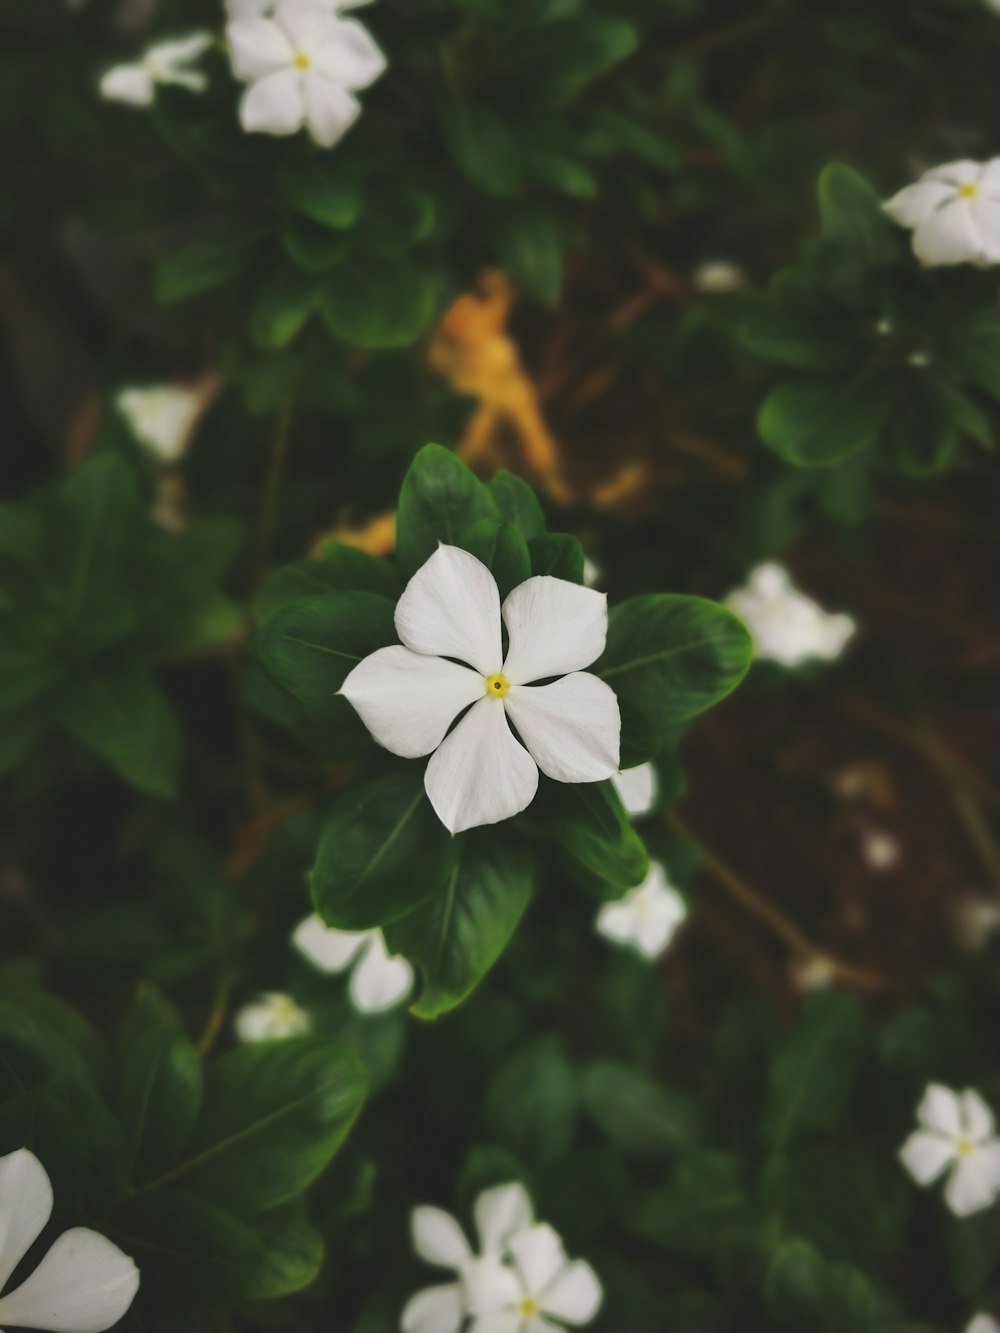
485,673 -> 510,699
957,1136 -> 975,1158
959,182 -> 978,199
293,51 -> 311,70
519,1297 -> 539,1317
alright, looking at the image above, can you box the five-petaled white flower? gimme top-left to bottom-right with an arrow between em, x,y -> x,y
0,1148 -> 139,1331
293,914 -> 413,1014
899,1084 -> 1000,1217
402,1183 -> 535,1333
968,1317 -> 999,1333
724,563 -> 855,668
227,0 -> 386,148
484,1223 -> 603,1333
116,384 -> 208,464
234,991 -> 311,1042
341,545 -> 621,834
611,762 -> 657,819
884,161 -> 1000,268
99,32 -> 213,106
596,862 -> 687,960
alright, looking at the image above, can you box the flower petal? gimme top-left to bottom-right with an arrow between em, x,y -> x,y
595,898 -> 640,948
633,867 -> 687,958
474,1182 -> 534,1256
462,1256 -> 523,1317
401,1283 -> 465,1333
116,387 -> 203,462
303,74 -> 361,147
411,1207 -> 472,1269
468,1314 -> 523,1333
424,699 -> 538,833
917,1083 -> 963,1138
349,934 -> 413,1013
912,202 -> 984,267
961,1089 -> 996,1143
292,915 -> 369,973
395,546 -> 502,676
341,645 -> 483,759
0,1228 -> 139,1332
313,17 -> 387,89
966,1315 -> 998,1333
227,17 -> 295,79
899,1130 -> 955,1185
884,179 -> 956,229
99,64 -> 154,105
946,1151 -> 1000,1217
508,1224 -> 568,1297
501,578 -> 607,683
611,762 -> 657,818
151,32 -> 214,69
0,1150 -> 53,1293
541,1258 -> 603,1324
240,68 -> 306,136
504,673 -> 619,783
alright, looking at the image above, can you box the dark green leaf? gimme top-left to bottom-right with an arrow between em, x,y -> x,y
276,160 -> 364,228
489,472 -> 546,541
482,1036 -> 578,1166
582,1064 -> 702,1157
459,518 -> 531,598
759,373 -> 890,468
319,254 -> 435,350
396,443 -> 498,576
521,779 -> 648,893
528,533 -> 585,583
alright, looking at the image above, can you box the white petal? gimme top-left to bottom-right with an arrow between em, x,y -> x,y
0,1151 -> 53,1292
227,17 -> 294,79
99,64 -> 154,105
541,1259 -> 603,1324
240,69 -> 306,136
226,0 -> 272,16
349,934 -> 413,1013
424,699 -> 538,834
151,32 -> 214,69
912,202 -> 984,267
611,762 -> 657,818
501,578 -> 607,684
633,870 -> 687,958
468,1315 -> 523,1333
292,915 -> 369,974
749,562 -> 791,598
927,159 -> 988,187
884,179 -> 956,229
233,993 -> 310,1042
411,1207 -> 471,1270
313,17 -> 387,89
0,1228 -> 139,1332
303,74 -> 361,147
899,1130 -> 956,1185
917,1083 -> 964,1138
275,0 -> 338,52
504,673 -> 620,783
116,386 -> 203,462
462,1257 -> 523,1318
968,196 -> 1000,262
395,546 -> 503,677
966,1316 -> 998,1333
595,899 -> 640,948
401,1284 -> 465,1333
508,1224 -> 568,1298
946,1152 -> 1000,1217
961,1089 -> 997,1143
340,645 -> 483,759
474,1182 -> 534,1256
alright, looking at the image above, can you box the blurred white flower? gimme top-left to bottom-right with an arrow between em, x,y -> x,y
293,914 -> 413,1013
227,0 -> 386,148
582,556 -> 600,588
99,32 -> 213,106
116,383 -> 208,463
0,1149 -> 139,1331
611,762 -> 657,819
968,1317 -> 999,1333
487,1223 -> 603,1333
899,1084 -> 1000,1217
884,161 -> 1000,268
790,955 -> 836,993
226,0 -> 372,14
692,259 -> 746,294
234,991 -> 311,1042
341,545 -> 620,834
954,896 -> 1000,952
861,829 -> 901,871
402,1183 -> 535,1333
596,862 -> 686,960
724,563 -> 855,667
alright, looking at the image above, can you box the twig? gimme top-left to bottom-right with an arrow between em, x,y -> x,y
196,973 -> 235,1059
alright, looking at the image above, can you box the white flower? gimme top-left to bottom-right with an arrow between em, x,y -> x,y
968,1317 -> 999,1333
116,384 -> 207,463
0,1149 -> 139,1332
790,955 -> 836,993
954,896 -> 1000,952
293,914 -> 413,1013
692,260 -> 746,294
234,991 -> 311,1042
99,32 -> 213,106
860,829 -> 901,871
227,0 -> 386,148
402,1183 -> 535,1333
482,1223 -> 603,1333
724,563 -> 855,668
596,862 -> 686,960
899,1084 -> 1000,1216
226,0 -> 372,15
341,545 -> 621,834
884,160 -> 1000,268
582,557 -> 600,589
611,762 -> 657,819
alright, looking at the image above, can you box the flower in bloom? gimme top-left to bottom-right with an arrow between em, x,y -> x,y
484,1223 -> 603,1333
99,32 -> 212,106
0,1148 -> 139,1331
226,0 -> 371,15
724,563 -> 855,668
611,762 -> 657,819
341,545 -> 621,834
899,1084 -> 1000,1216
234,991 -> 311,1042
402,1183 -> 535,1333
884,161 -> 1000,268
968,1317 -> 999,1333
227,0 -> 386,148
596,863 -> 687,960
293,914 -> 413,1013
116,384 -> 209,464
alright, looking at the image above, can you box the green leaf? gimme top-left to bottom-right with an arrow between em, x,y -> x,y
764,1238 -> 827,1323
739,304 -> 859,372
312,767 -> 455,930
318,254 -> 435,351
528,533 -> 585,582
626,1151 -> 750,1257
255,544 -> 398,619
119,1026 -> 203,1174
759,373 -> 890,468
494,209 -> 563,305
482,1036 -> 578,1166
459,518 -> 531,598
489,472 -> 546,541
435,94 -> 522,197
944,1206 -> 1000,1298
940,305 -> 1000,398
155,237 -> 255,303
284,219 -> 353,273
521,779 -> 648,893
396,443 -> 499,576
150,1037 -> 366,1215
276,160 -> 364,228
251,265 -> 317,350
386,834 -> 535,1019
527,151 -> 598,198
817,163 -> 897,268
772,1146 -> 910,1261
597,595 -> 752,765
582,1064 -> 702,1157
59,660 -> 181,797
759,993 -> 867,1152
